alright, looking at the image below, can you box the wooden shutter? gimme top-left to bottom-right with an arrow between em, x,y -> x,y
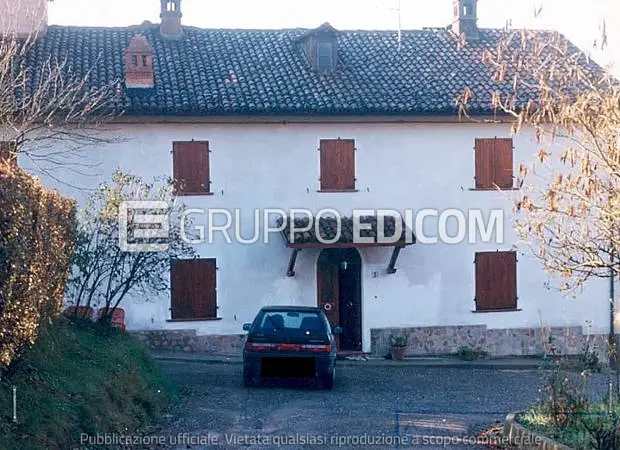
172,141 -> 210,194
320,139 -> 355,191
475,251 -> 517,311
170,258 -> 217,319
494,138 -> 513,189
475,138 -> 513,190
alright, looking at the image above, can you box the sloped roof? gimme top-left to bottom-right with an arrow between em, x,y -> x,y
19,24 -> 596,117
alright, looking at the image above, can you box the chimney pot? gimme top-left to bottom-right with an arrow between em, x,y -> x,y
452,0 -> 479,41
160,0 -> 183,40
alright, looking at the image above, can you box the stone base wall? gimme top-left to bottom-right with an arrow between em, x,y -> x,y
133,325 -> 614,362
370,325 -> 613,360
133,330 -> 246,356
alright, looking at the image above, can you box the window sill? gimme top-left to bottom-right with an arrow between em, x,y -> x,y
176,191 -> 215,196
471,308 -> 522,313
469,188 -> 520,192
317,189 -> 359,193
167,317 -> 222,322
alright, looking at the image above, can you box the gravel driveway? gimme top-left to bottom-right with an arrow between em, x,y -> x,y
150,360 -> 609,450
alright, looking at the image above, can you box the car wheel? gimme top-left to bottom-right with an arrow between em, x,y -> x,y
243,367 -> 257,387
322,367 -> 335,390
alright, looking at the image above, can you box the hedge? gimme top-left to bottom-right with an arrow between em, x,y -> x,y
0,161 -> 76,368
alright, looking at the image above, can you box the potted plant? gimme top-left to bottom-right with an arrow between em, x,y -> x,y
390,334 -> 407,360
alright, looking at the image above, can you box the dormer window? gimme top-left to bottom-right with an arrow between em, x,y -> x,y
295,22 -> 339,72
317,41 -> 334,71
124,35 -> 155,89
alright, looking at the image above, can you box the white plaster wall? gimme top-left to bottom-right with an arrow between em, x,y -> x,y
19,121 -> 610,352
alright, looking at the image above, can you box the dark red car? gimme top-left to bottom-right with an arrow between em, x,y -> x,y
242,306 -> 341,389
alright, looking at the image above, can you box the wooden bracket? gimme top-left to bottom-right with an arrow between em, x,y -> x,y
287,249 -> 300,277
387,246 -> 402,274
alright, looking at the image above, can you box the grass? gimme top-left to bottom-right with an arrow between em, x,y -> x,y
517,405 -> 620,449
0,317 -> 178,450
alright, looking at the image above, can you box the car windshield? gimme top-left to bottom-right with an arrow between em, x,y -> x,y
256,310 -> 326,335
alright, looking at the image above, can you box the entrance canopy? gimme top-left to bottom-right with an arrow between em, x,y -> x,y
277,215 -> 416,276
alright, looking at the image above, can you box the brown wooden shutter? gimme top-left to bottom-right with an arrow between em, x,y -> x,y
194,258 -> 217,318
475,251 -> 517,311
474,138 -> 513,190
172,141 -> 210,194
320,139 -> 355,191
170,260 -> 191,319
170,258 -> 217,319
474,138 -> 493,189
494,138 -> 514,189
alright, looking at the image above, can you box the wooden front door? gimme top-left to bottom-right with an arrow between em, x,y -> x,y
317,248 -> 362,351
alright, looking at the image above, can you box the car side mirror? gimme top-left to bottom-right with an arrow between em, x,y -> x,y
242,323 -> 251,331
333,326 -> 343,335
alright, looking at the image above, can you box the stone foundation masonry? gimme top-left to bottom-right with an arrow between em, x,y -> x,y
371,325 -> 611,360
133,325 -> 613,361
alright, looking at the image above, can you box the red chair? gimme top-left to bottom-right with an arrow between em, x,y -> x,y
64,306 -> 95,320
97,307 -> 126,331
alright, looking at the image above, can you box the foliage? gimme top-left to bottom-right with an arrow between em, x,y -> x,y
540,367 -> 589,429
389,333 -> 407,348
517,340 -> 620,449
578,340 -> 602,373
456,344 -> 488,361
0,162 -> 76,369
67,169 -> 196,322
0,317 -> 177,450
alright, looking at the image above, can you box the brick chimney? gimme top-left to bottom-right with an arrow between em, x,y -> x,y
160,0 -> 183,39
124,35 -> 155,89
0,0 -> 51,38
452,0 -> 479,40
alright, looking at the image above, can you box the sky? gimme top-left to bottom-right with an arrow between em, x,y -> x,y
48,0 -> 619,75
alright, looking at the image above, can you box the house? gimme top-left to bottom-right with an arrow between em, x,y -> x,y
2,0 -> 611,357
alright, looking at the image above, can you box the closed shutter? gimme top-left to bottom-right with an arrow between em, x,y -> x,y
170,258 -> 217,319
172,141 -> 210,194
494,138 -> 514,189
474,138 -> 513,190
475,251 -> 517,311
320,139 -> 355,191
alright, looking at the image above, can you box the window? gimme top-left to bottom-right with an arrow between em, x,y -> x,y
131,55 -> 138,66
170,258 -> 217,320
142,55 -> 148,66
474,251 -> 518,312
172,140 -> 211,195
317,41 -> 334,70
474,138 -> 514,190
257,310 -> 327,333
319,139 -> 356,192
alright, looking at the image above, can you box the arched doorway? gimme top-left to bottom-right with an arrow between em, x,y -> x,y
316,248 -> 362,351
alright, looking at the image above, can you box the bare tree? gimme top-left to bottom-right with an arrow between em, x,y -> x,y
458,7 -> 618,293
0,0 -> 122,182
68,169 -> 197,323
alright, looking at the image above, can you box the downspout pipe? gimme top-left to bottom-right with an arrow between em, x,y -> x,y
610,251 -> 616,366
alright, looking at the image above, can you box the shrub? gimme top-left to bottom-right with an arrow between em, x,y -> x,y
390,334 -> 407,348
0,162 -> 76,369
457,345 -> 488,361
